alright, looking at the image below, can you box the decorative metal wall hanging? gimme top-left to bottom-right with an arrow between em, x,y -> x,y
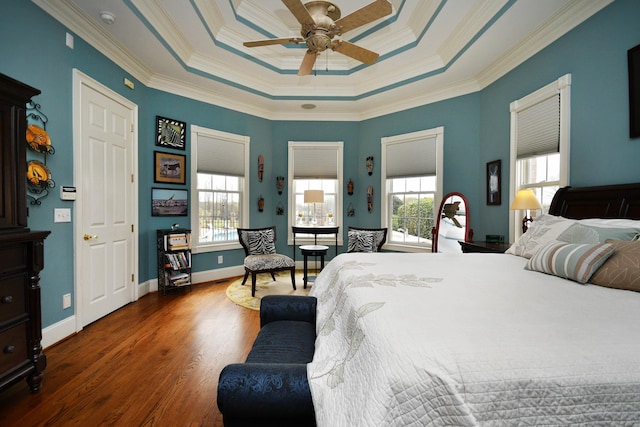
26,101 -> 55,205
258,154 -> 264,182
276,176 -> 285,194
258,195 -> 265,212
347,202 -> 355,217
367,185 -> 374,213
366,156 -> 374,175
347,178 -> 354,195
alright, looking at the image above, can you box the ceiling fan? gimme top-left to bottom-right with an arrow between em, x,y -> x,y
243,0 -> 392,76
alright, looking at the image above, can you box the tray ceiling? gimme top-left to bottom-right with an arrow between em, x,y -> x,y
33,0 -> 611,120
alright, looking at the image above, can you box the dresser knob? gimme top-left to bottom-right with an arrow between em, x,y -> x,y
1,295 -> 13,304
3,345 -> 15,354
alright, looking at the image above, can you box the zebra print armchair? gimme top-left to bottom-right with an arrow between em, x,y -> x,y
347,226 -> 388,252
237,226 -> 296,297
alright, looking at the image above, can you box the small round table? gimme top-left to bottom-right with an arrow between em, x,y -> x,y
299,245 -> 329,288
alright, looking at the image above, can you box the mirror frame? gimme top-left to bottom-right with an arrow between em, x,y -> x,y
431,192 -> 472,253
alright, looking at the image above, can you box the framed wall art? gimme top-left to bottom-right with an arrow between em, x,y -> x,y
486,159 -> 501,205
152,187 -> 188,217
156,116 -> 186,150
154,151 -> 186,184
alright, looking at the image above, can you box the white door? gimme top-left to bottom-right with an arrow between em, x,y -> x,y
74,70 -> 138,327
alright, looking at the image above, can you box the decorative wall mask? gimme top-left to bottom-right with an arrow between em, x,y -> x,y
258,154 -> 264,182
347,179 -> 354,195
367,186 -> 374,213
276,202 -> 284,215
258,195 -> 265,212
347,202 -> 355,217
276,176 -> 285,194
366,156 -> 374,175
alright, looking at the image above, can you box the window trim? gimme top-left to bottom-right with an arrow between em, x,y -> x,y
190,125 -> 249,253
381,127 -> 444,252
509,74 -> 571,241
287,141 -> 344,246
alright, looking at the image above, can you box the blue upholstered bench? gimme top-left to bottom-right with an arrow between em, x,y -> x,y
217,295 -> 317,427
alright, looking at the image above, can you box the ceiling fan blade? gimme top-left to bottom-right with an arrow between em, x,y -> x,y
244,37 -> 303,47
298,50 -> 318,76
282,0 -> 315,26
332,40 -> 379,64
334,0 -> 392,34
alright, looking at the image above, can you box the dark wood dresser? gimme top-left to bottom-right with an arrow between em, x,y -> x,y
0,73 -> 50,393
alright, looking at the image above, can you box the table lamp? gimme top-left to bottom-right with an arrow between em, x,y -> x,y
304,189 -> 324,224
510,189 -> 542,233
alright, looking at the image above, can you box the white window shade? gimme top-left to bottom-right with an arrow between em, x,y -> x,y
516,93 -> 560,159
197,134 -> 245,176
292,146 -> 338,179
385,136 -> 437,178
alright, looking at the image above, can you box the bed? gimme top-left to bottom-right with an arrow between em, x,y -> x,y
307,183 -> 640,426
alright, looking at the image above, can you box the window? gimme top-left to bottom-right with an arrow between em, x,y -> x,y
287,142 -> 343,244
381,127 -> 444,251
190,126 -> 249,253
509,74 -> 571,240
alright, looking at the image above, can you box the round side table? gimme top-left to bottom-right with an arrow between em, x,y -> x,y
299,245 -> 329,288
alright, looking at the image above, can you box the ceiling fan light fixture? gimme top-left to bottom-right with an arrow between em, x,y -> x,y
301,103 -> 316,109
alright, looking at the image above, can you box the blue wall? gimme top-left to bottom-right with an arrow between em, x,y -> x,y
1,0 -> 639,329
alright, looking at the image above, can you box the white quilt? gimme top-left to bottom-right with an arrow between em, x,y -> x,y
307,252 -> 640,426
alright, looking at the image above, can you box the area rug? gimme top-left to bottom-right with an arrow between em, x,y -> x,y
225,270 -> 314,310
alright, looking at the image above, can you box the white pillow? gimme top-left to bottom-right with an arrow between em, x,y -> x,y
506,214 -> 576,258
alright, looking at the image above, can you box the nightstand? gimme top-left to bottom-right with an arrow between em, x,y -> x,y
459,241 -> 511,254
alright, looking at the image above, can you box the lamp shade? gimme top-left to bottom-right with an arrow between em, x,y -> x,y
510,189 -> 542,210
304,189 -> 324,204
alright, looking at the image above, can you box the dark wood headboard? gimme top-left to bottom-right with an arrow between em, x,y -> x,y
548,183 -> 640,219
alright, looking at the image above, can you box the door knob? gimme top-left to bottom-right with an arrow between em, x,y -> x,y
83,233 -> 98,240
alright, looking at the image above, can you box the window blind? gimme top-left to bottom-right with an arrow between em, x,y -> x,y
292,146 -> 338,179
196,134 -> 245,176
385,136 -> 437,178
516,93 -> 560,159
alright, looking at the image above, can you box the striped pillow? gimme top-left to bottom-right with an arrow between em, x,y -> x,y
525,241 -> 615,283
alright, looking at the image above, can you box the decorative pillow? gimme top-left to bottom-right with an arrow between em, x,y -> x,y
525,241 -> 615,283
557,223 -> 640,244
246,229 -> 276,255
506,214 -> 576,258
348,230 -> 374,253
589,240 -> 640,291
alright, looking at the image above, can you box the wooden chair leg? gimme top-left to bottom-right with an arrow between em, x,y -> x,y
251,273 -> 257,297
290,268 -> 296,290
241,271 -> 249,286
270,272 -> 276,281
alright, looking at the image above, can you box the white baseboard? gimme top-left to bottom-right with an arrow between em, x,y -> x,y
42,315 -> 78,349
192,265 -> 244,284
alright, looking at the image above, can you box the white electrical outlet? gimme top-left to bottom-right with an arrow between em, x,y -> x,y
63,293 -> 71,309
218,255 -> 223,264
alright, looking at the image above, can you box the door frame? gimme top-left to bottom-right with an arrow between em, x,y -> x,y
72,69 -> 139,332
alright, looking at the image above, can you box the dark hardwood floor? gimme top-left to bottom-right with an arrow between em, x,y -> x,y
0,278 -> 259,426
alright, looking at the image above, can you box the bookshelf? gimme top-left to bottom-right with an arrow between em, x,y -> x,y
157,229 -> 192,294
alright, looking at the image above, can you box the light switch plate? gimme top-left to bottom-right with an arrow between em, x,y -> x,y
54,208 -> 71,223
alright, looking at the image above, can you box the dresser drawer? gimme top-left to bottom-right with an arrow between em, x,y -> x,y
0,323 -> 28,376
0,244 -> 27,275
0,274 -> 26,324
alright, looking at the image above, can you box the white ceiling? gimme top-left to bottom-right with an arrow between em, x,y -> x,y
33,0 -> 612,121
